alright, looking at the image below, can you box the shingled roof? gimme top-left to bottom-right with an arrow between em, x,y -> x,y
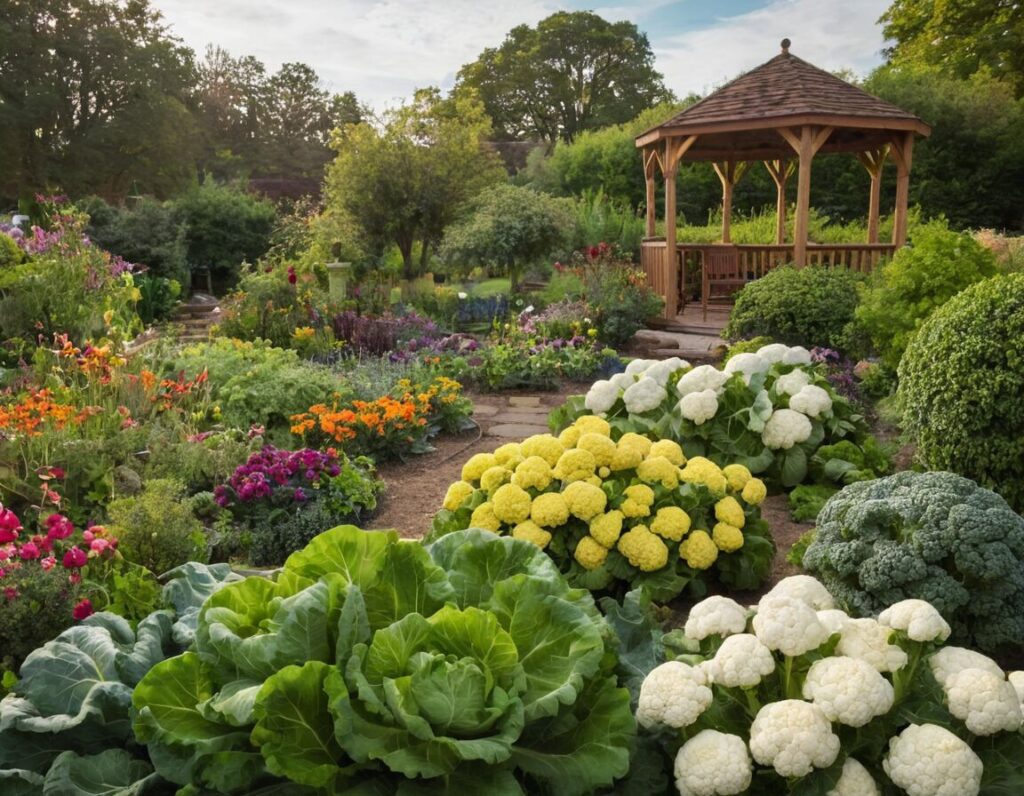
636,42 -> 930,150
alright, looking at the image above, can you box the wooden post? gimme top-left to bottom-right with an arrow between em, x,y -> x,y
660,135 -> 697,318
712,160 -> 747,244
856,148 -> 888,244
643,147 -> 661,238
890,132 -> 914,248
763,159 -> 792,244
778,125 -> 832,267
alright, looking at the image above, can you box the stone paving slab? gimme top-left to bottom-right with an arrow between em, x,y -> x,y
491,411 -> 551,425
487,423 -> 550,438
471,404 -> 501,417
508,396 -> 541,408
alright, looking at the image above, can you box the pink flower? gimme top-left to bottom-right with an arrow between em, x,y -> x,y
46,514 -> 74,540
89,538 -> 109,554
0,527 -> 16,544
19,542 -> 40,560
83,529 -> 95,543
73,599 -> 93,621
40,556 -> 56,571
4,586 -> 17,601
62,547 -> 87,569
0,507 -> 21,533
69,572 -> 81,584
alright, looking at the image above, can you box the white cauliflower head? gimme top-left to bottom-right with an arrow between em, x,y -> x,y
802,656 -> 895,727
877,599 -> 952,642
678,388 -> 719,425
816,609 -> 849,637
673,730 -> 752,796
753,595 -> 830,656
677,364 -> 730,397
748,700 -> 840,778
610,371 -> 635,391
625,358 -> 656,375
623,376 -> 668,414
827,757 -> 880,796
836,617 -> 908,673
789,384 -> 834,418
710,633 -> 776,688
883,723 -> 982,796
761,408 -> 813,450
723,352 -> 769,383
929,646 -> 1003,688
943,667 -> 1023,736
775,369 -> 812,396
781,346 -> 812,365
764,574 -> 835,610
636,661 -> 712,730
645,357 -> 690,386
684,595 -> 749,640
1009,671 -> 1024,711
755,343 -> 790,364
584,379 -> 620,414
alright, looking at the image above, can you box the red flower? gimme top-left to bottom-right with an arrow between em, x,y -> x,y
18,542 -> 40,560
4,586 -> 17,601
50,467 -> 65,479
588,246 -> 600,259
62,546 -> 87,569
287,266 -> 297,285
0,507 -> 21,537
73,599 -> 93,621
46,513 -> 74,540
0,527 -> 17,544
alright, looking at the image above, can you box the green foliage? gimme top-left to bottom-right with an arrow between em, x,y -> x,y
131,526 -> 636,793
571,190 -> 646,260
0,233 -> 25,268
134,275 -> 181,325
456,11 -> 672,143
106,479 -> 207,574
897,273 -> 1024,511
441,184 -> 575,288
82,195 -> 190,284
724,265 -> 865,352
855,221 -> 999,370
803,471 -> 1024,653
575,248 -> 663,346
810,438 -> 892,486
787,486 -> 837,524
144,428 -> 259,495
786,527 -> 818,565
0,565 -> 81,672
175,178 -> 277,283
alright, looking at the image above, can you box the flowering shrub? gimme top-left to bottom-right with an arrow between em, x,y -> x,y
476,324 -> 620,391
633,575 -> 1024,795
574,244 -> 663,345
331,309 -> 441,357
429,418 -> 774,601
551,344 -> 875,488
214,446 -> 344,507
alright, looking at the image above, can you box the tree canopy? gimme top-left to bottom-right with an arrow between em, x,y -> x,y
456,11 -> 672,143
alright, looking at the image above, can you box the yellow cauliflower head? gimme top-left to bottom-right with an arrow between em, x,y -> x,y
741,477 -> 768,505
492,483 -> 532,524
563,480 -> 608,521
530,492 -> 570,528
589,510 -> 624,548
621,483 -> 656,518
712,522 -> 744,552
722,463 -> 752,492
520,434 -> 565,467
650,506 -> 692,542
714,496 -> 746,528
558,425 -> 582,448
480,465 -> 511,494
462,453 -> 499,483
553,448 -> 597,483
469,502 -> 502,533
577,432 -> 617,467
649,439 -> 686,466
638,455 -> 680,489
574,415 -> 612,437
442,481 -> 475,512
512,520 -> 552,549
574,536 -> 609,570
493,442 -> 524,468
679,530 -> 719,569
512,456 -> 553,491
611,433 -> 652,471
680,456 -> 728,497
617,525 -> 669,572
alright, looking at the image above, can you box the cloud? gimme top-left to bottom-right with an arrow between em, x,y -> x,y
653,0 -> 890,98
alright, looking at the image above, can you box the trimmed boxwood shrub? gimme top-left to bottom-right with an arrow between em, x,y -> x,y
898,273 -> 1024,511
723,265 -> 864,351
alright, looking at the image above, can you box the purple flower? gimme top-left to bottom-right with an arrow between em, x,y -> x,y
294,488 -> 307,502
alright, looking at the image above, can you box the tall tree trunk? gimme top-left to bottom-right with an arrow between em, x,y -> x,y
398,239 -> 415,280
419,239 -> 430,274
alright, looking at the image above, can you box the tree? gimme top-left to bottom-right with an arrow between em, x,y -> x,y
440,184 -> 575,288
323,88 -> 504,279
456,11 -> 672,143
880,0 -> 1024,97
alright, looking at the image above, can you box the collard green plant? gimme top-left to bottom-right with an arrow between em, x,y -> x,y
131,526 -> 635,794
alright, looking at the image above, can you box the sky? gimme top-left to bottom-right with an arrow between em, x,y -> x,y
150,0 -> 892,109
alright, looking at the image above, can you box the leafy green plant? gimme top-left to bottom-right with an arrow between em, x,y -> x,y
0,564 -> 82,672
575,245 -> 663,346
856,221 -> 998,371
787,485 -> 837,523
724,265 -> 865,352
803,471 -> 1024,654
897,273 -> 1024,511
106,479 -> 207,574
132,525 -> 636,794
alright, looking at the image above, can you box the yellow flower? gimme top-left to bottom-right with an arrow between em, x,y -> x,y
679,530 -> 719,569
574,415 -> 612,437
512,520 -> 552,549
680,457 -> 728,497
558,426 -> 582,448
553,448 -> 598,483
637,456 -> 680,489
530,492 -> 570,528
723,463 -> 753,492
621,484 -> 656,518
442,481 -> 475,511
521,434 -> 565,467
741,477 -> 768,505
617,525 -> 669,572
292,326 -> 315,341
492,483 -> 533,525
470,502 -> 502,532
574,536 -> 609,570
563,481 -> 608,521
712,522 -> 744,552
577,432 -> 617,467
714,496 -> 746,528
462,453 -> 499,483
611,433 -> 651,470
493,443 -> 524,468
649,439 -> 686,466
589,510 -> 624,548
587,328 -> 598,338
512,456 -> 553,491
650,506 -> 691,542
480,466 -> 512,494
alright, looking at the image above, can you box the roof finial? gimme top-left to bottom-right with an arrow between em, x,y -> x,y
781,38 -> 791,55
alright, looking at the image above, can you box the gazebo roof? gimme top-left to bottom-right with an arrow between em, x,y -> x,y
636,41 -> 930,160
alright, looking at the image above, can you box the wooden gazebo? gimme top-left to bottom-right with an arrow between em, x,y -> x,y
636,39 -> 931,318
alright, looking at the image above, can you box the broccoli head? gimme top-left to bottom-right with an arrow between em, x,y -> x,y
802,470 -> 1024,654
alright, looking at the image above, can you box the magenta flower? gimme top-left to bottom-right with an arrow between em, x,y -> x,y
62,547 -> 87,569
73,599 -> 94,621
19,542 -> 40,560
46,513 -> 74,540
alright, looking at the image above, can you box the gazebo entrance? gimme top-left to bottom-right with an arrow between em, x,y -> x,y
636,40 -> 931,321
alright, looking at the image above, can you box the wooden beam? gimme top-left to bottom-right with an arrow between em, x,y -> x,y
643,147 -> 661,237
793,126 -> 815,268
890,132 -> 914,247
763,158 -> 792,244
712,160 -> 747,244
857,147 -> 888,244
664,157 -> 679,317
664,135 -> 698,172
